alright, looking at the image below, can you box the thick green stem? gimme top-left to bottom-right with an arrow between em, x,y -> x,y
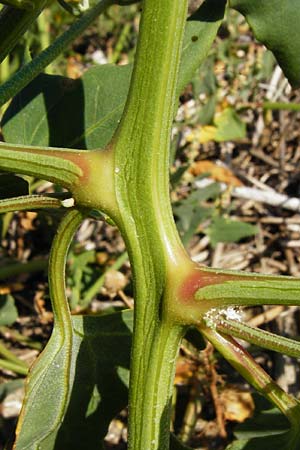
111,0 -> 189,449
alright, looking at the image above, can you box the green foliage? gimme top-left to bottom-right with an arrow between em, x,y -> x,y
0,294 -> 18,326
173,181 -> 221,245
229,0 -> 300,87
226,406 -> 300,450
1,66 -> 131,149
206,216 -> 258,247
213,107 -> 246,142
15,311 -> 132,450
1,0 -> 227,149
1,0 -> 300,449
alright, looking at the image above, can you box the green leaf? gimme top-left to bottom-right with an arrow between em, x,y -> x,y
206,216 -> 258,247
195,268 -> 300,308
0,174 -> 28,199
178,0 -> 226,95
227,428 -> 300,450
228,0 -> 300,87
235,408 -> 290,440
1,65 -> 132,149
0,378 -> 24,402
14,310 -> 133,450
2,0 -> 225,150
173,183 -> 221,245
214,108 -> 246,142
0,294 -> 18,326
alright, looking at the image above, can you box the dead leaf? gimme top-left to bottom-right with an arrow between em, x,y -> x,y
175,356 -> 197,385
189,160 -> 243,187
220,386 -> 254,422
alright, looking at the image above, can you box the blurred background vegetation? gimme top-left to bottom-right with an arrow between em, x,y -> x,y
1,2 -> 300,448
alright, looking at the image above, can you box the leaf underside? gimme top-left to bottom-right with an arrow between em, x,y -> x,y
14,311 -> 132,450
14,310 -> 195,450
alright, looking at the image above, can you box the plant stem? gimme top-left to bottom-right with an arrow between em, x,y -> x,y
0,326 -> 42,350
0,142 -> 83,189
0,0 -> 114,107
201,326 -> 300,426
49,209 -> 87,325
0,195 -> 62,214
215,317 -> 300,359
0,258 -> 47,280
0,143 -> 117,213
263,101 -> 300,112
0,0 -> 48,64
112,0 -> 189,448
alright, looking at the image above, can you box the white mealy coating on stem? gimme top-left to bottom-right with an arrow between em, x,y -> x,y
204,306 -> 243,328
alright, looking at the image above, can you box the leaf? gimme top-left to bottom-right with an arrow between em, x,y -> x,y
206,216 -> 258,247
178,0 -> 226,95
1,65 -> 132,149
0,174 -> 28,199
190,160 -> 243,186
0,378 -> 24,402
198,95 -> 217,125
186,109 -> 246,145
173,183 -> 221,245
0,294 -> 18,326
14,310 -> 133,450
228,0 -> 300,87
214,108 -> 246,142
2,0 -> 225,150
227,425 -> 300,450
235,408 -> 290,439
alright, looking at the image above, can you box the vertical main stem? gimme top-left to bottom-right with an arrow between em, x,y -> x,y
112,1 -> 189,449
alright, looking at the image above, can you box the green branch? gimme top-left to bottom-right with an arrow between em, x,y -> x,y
48,208 -> 87,324
0,0 -> 48,64
201,325 -> 300,427
0,142 -> 83,189
214,317 -> 300,359
0,0 -> 114,106
111,0 -> 189,449
0,195 -> 63,214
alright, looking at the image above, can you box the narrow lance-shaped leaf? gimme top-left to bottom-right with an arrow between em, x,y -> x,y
0,142 -> 83,189
195,268 -> 300,308
214,317 -> 300,359
228,0 -> 300,87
